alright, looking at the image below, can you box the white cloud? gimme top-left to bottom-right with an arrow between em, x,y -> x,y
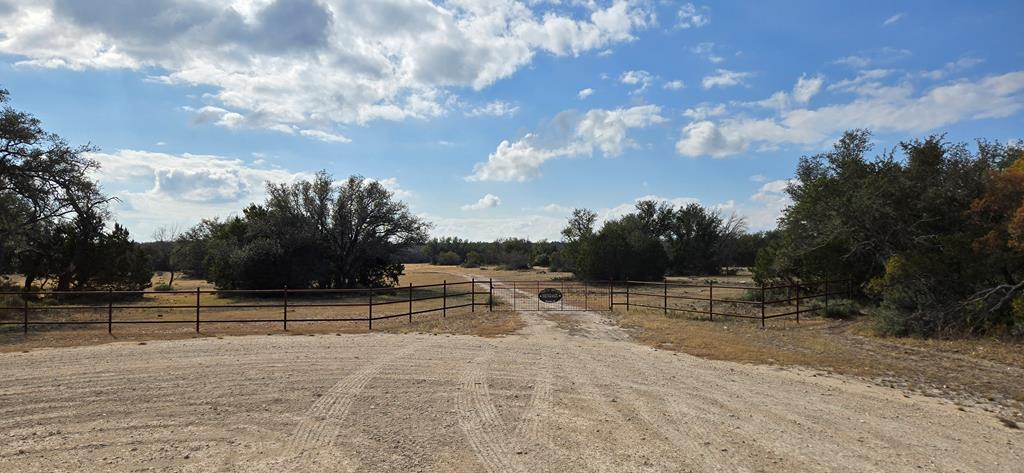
690,42 -> 723,63
677,71 -> 1024,158
675,120 -> 748,158
468,105 -> 666,182
368,177 -> 412,199
465,100 -> 520,117
882,13 -> 905,27
620,69 -> 652,93
87,149 -> 311,238
683,103 -> 727,120
577,87 -> 595,99
541,203 -> 572,213
0,0 -> 653,134
677,3 -> 710,29
425,213 -> 566,241
663,80 -> 685,90
749,174 -> 767,182
922,57 -> 984,80
702,69 -> 750,89
461,193 -> 502,211
299,129 -> 352,143
750,73 -> 825,110
792,73 -> 825,104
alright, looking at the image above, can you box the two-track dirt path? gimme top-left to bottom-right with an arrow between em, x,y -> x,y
0,287 -> 1020,471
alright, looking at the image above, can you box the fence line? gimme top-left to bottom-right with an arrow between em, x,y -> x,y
1,277 -> 852,335
0,279 -> 492,335
611,278 -> 852,327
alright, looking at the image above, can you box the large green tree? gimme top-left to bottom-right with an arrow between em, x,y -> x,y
179,172 -> 430,289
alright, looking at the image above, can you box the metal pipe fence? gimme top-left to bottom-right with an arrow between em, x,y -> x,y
613,278 -> 852,327
0,277 -> 853,335
0,279 -> 492,334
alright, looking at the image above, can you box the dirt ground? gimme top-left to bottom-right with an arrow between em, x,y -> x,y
1,278 -> 1022,472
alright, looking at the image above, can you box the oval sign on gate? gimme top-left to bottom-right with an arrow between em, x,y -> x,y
538,287 -> 563,303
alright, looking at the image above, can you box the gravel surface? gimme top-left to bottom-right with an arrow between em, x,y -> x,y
1,305 -> 1020,472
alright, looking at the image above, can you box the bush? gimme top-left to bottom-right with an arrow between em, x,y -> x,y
435,250 -> 462,266
532,253 -> 551,268
153,283 -> 174,291
460,251 -> 482,268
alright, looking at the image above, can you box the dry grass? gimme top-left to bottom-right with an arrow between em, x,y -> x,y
616,304 -> 1024,419
0,266 -> 525,351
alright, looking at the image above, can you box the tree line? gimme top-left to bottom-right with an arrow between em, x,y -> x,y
755,130 -> 1023,337
0,88 -> 151,291
419,203 -> 769,280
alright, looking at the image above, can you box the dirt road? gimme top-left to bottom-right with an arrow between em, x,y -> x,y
0,303 -> 1020,471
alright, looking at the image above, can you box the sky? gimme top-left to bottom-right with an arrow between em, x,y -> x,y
1,0 -> 1022,241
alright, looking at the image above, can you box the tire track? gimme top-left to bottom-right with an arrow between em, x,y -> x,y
288,341 -> 425,452
455,350 -> 525,473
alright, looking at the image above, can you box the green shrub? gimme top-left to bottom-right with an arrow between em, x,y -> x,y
435,251 -> 462,266
460,251 -> 481,268
153,283 -> 174,291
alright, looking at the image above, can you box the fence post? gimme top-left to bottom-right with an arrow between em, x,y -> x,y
368,289 -> 373,330
625,282 -> 630,312
471,278 -> 476,312
608,280 -> 613,310
283,285 -> 288,331
195,287 -> 200,333
409,283 -> 413,323
23,295 -> 29,335
443,280 -> 447,318
584,281 -> 588,311
709,281 -> 714,321
107,288 -> 113,334
795,282 -> 800,324
512,281 -> 516,311
488,279 -> 493,312
760,284 -> 766,329
560,280 -> 564,311
663,279 -> 668,315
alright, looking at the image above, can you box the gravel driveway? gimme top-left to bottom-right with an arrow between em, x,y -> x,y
0,305 -> 1020,472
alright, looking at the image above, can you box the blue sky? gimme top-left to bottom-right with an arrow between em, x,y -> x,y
1,0 -> 1022,241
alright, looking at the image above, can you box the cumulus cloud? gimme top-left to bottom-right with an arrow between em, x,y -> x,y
702,69 -> 750,89
468,105 -> 666,182
677,3 -> 710,29
620,69 -> 652,93
750,73 -> 825,110
577,87 -> 595,99
677,70 -> 1024,158
675,120 -> 748,158
461,193 -> 502,211
86,149 -> 310,237
683,103 -> 727,120
0,0 -> 654,135
663,80 -> 685,90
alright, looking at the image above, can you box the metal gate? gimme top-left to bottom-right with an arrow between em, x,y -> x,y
489,280 -> 611,311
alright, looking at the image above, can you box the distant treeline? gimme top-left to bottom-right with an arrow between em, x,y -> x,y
416,209 -> 770,279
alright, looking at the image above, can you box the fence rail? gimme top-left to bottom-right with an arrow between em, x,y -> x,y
0,279 -> 492,334
1,277 -> 852,335
612,278 -> 852,327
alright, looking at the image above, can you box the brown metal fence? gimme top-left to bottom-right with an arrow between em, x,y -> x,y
0,279 -> 491,334
1,277 -> 851,335
615,278 -> 852,327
